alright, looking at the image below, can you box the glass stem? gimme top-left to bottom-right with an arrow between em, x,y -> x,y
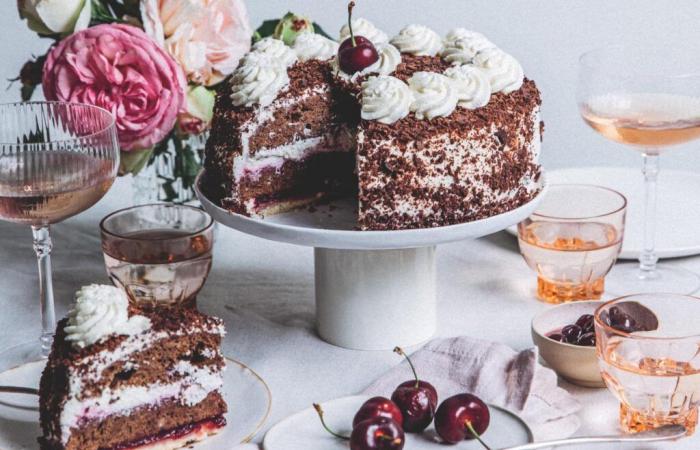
639,152 -> 660,277
32,226 -> 56,357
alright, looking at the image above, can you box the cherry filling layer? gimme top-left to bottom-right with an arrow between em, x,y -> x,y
110,415 -> 226,450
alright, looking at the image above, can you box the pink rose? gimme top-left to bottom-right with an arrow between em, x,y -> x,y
141,0 -> 252,86
42,24 -> 186,151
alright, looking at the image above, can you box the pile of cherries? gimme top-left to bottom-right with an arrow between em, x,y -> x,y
548,307 -> 650,347
547,313 -> 597,347
314,347 -> 492,450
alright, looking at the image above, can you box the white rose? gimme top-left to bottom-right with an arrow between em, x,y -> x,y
18,0 -> 91,36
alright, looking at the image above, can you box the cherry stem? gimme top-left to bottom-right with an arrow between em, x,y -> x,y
313,403 -> 350,441
347,1 -> 356,47
465,420 -> 492,450
394,346 -> 420,389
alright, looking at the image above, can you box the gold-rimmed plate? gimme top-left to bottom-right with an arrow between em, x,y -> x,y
0,357 -> 271,449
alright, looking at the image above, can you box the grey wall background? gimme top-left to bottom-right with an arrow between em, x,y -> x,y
2,0 -> 699,172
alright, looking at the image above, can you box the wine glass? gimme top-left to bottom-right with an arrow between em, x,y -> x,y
0,102 -> 119,368
577,45 -> 700,294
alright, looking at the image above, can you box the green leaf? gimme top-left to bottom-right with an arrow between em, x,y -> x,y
20,84 -> 37,102
313,22 -> 333,40
119,148 -> 153,176
253,19 -> 280,42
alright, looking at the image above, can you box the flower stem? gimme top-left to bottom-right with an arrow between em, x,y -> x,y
394,346 -> 420,389
465,420 -> 492,450
347,1 -> 356,47
313,403 -> 350,440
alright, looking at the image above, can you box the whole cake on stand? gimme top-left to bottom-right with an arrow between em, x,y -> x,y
199,14 -> 546,349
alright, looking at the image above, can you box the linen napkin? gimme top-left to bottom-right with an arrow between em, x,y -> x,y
363,336 -> 582,441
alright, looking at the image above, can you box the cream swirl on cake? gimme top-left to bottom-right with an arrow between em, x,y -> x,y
444,65 -> 491,109
339,18 -> 389,45
361,75 -> 413,124
251,37 -> 298,67
230,53 -> 290,107
390,24 -> 443,56
334,43 -> 402,80
408,71 -> 458,120
293,33 -> 339,61
64,284 -> 151,348
473,48 -> 524,94
441,28 -> 496,64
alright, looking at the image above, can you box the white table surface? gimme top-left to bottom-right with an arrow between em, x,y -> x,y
0,177 -> 697,450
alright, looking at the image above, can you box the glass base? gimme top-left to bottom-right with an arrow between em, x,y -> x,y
620,403 -> 697,435
606,262 -> 700,297
537,276 -> 604,303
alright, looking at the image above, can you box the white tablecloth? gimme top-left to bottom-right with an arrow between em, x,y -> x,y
0,177 -> 698,449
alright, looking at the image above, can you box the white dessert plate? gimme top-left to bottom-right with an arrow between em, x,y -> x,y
196,170 -> 548,250
506,167 -> 700,260
263,395 -> 533,450
0,357 -> 271,449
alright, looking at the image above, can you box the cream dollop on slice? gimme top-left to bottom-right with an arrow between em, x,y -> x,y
339,18 -> 389,45
230,53 -> 290,107
408,71 -> 458,120
391,24 -> 443,56
441,28 -> 496,64
444,65 -> 491,109
361,76 -> 413,124
293,33 -> 339,61
473,48 -> 524,94
252,37 -> 298,67
65,284 -> 151,348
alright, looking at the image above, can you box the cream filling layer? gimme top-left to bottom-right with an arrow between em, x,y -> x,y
60,362 -> 224,444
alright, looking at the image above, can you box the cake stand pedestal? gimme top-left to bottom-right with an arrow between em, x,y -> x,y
196,171 -> 546,350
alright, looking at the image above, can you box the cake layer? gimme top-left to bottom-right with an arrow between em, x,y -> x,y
357,79 -> 542,230
39,393 -> 226,450
40,308 -> 226,448
205,58 -> 356,217
226,150 -> 356,216
115,416 -> 225,450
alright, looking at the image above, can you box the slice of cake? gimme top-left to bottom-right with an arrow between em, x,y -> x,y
205,36 -> 357,216
204,19 -> 543,230
39,285 -> 227,450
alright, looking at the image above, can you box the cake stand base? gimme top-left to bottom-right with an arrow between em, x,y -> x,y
315,246 -> 436,350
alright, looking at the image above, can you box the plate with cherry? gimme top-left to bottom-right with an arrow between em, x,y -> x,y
263,348 -> 533,450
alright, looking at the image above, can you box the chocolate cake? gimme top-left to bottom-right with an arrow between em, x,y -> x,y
39,285 -> 227,450
204,20 -> 542,230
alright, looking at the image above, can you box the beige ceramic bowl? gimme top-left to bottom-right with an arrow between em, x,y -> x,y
531,300 -> 605,388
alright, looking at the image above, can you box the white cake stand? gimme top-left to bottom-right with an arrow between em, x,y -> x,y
196,171 -> 547,350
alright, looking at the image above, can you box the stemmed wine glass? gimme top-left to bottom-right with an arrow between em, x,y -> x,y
577,45 -> 700,294
0,102 -> 119,368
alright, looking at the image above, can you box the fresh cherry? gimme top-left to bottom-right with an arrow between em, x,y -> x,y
352,396 -> 404,428
314,403 -> 404,450
390,347 -> 438,433
607,306 -> 639,333
337,2 -> 378,74
434,394 -> 491,448
351,418 -> 405,450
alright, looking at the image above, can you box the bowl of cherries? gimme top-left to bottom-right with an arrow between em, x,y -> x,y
314,347 -> 492,449
531,300 -> 605,387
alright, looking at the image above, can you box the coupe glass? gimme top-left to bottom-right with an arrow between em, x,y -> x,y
577,45 -> 700,294
0,102 -> 119,367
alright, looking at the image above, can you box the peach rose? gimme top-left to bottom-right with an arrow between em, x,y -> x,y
141,0 -> 252,86
42,24 -> 186,151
